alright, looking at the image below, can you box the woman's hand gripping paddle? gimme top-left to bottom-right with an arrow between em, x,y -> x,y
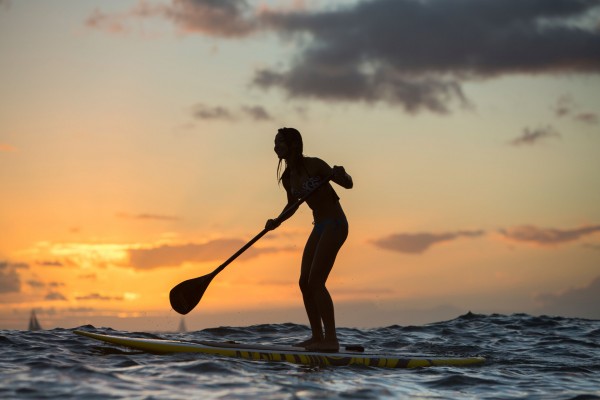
169,175 -> 332,315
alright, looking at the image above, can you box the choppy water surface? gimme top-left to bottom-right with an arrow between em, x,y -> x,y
1,313 -> 599,399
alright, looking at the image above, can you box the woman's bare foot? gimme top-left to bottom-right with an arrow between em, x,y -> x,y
293,337 -> 320,348
305,338 -> 339,352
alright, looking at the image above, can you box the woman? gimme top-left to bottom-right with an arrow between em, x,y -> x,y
265,127 -> 353,352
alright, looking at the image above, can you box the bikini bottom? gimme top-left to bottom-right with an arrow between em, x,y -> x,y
312,216 -> 348,235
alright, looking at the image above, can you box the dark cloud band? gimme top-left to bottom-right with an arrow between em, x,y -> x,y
256,0 -> 600,111
88,0 -> 600,113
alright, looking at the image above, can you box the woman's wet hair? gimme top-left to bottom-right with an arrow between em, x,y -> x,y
277,127 -> 303,154
277,127 -> 303,183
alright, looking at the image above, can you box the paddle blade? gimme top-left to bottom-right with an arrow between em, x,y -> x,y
169,274 -> 214,315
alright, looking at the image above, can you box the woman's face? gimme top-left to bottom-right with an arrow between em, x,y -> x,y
274,133 -> 289,159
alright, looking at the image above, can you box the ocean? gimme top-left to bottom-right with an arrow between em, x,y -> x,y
1,313 -> 599,399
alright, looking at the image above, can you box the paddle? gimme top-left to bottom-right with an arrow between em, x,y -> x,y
169,175 -> 333,315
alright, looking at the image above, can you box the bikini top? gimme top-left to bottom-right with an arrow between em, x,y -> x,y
291,175 -> 322,198
283,169 -> 340,202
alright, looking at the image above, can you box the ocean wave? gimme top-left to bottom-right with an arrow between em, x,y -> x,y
1,313 -> 599,399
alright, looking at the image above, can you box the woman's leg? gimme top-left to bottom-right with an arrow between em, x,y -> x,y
298,227 -> 324,345
305,220 -> 348,350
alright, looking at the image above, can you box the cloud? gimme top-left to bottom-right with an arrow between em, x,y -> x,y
193,103 -> 236,120
574,112 -> 599,125
75,293 -> 124,301
191,103 -> 273,121
553,95 -> 599,125
27,280 -> 45,289
500,224 -> 600,246
86,8 -> 130,34
36,260 -> 65,267
254,0 -> 600,112
127,238 -> 293,269
0,262 -> 28,294
28,279 -> 65,289
253,67 -> 469,114
0,269 -> 21,293
162,0 -> 258,37
554,95 -> 575,117
46,291 -> 68,301
86,0 -> 258,37
371,230 -> 485,254
535,276 -> 600,319
89,0 -> 600,113
116,212 -> 180,221
509,126 -> 561,146
0,262 -> 29,269
242,105 -> 273,121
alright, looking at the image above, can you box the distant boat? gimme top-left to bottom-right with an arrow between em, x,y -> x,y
28,309 -> 42,331
178,317 -> 187,333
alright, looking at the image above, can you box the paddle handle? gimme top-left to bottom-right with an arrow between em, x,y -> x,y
212,174 -> 333,276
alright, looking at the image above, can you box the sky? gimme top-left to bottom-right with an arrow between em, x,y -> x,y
1,0 -> 599,332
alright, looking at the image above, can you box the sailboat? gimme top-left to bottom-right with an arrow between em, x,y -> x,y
28,309 -> 42,331
178,317 -> 187,333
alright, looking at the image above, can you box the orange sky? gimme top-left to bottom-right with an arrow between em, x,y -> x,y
1,0 -> 600,331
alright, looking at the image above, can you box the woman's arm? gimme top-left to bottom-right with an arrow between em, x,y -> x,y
265,176 -> 299,231
332,165 -> 353,189
311,157 -> 353,189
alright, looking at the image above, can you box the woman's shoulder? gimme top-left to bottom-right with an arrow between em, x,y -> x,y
304,156 -> 331,175
303,156 -> 329,168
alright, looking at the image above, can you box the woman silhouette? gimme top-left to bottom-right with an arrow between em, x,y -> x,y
265,127 -> 353,351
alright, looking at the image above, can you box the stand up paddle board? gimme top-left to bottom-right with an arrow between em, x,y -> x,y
74,330 -> 485,368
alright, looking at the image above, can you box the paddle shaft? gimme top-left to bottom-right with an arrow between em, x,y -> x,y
211,175 -> 332,277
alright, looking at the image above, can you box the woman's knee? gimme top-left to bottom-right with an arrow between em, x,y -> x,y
303,280 -> 327,296
299,276 -> 310,294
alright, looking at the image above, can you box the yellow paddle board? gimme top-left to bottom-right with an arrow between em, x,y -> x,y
74,330 -> 485,369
